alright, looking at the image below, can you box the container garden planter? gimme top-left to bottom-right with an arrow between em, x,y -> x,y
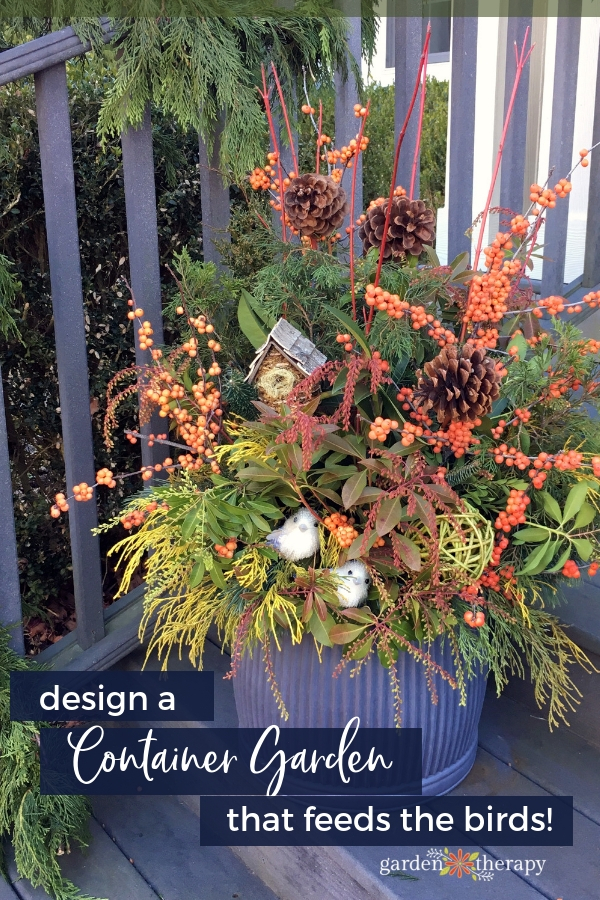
67,61 -> 599,799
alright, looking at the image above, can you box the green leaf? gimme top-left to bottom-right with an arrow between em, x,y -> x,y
238,290 -> 268,348
357,486 -> 384,503
240,288 -> 275,328
189,559 -> 205,588
574,501 -> 597,530
527,539 -> 559,575
512,526 -> 550,544
517,539 -> 553,575
448,250 -> 469,276
507,333 -> 529,361
348,636 -> 374,660
562,481 -> 591,524
519,427 -> 530,455
342,470 -> 368,509
539,491 -> 563,524
209,563 -> 227,589
322,304 -> 371,357
545,545 -> 571,574
249,512 -> 271,532
376,498 -> 405,536
329,623 -> 367,645
308,610 -> 334,647
393,534 -> 422,571
321,434 -> 362,457
346,530 -> 378,560
572,537 -> 593,561
181,505 -> 201,540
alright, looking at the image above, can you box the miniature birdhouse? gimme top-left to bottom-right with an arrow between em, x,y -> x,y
245,318 -> 327,405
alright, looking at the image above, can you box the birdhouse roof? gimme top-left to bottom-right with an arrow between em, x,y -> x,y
245,318 -> 327,384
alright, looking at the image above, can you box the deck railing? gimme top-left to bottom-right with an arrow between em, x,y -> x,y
1,16 -> 599,668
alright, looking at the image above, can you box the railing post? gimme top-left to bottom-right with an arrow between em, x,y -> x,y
499,14 -> 532,215
0,368 -> 24,655
121,105 -> 165,470
199,113 -> 231,269
540,17 -> 581,297
447,14 -> 478,262
335,16 -> 363,242
394,8 -> 423,195
584,20 -> 600,288
34,62 -> 105,650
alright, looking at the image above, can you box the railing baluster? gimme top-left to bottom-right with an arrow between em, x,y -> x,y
447,13 -> 478,261
540,18 -> 581,297
584,22 -> 600,288
0,368 -> 24,655
199,113 -> 231,269
335,16 -> 363,238
394,9 -> 423,195
499,13 -> 532,215
34,62 -> 104,651
121,105 -> 165,469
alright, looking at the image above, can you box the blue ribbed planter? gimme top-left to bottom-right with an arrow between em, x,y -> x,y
234,632 -> 487,796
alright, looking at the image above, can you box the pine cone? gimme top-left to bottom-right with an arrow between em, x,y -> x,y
415,345 -> 501,426
358,196 -> 435,258
283,174 -> 349,238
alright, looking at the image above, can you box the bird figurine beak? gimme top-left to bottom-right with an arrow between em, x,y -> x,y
298,523 -> 308,532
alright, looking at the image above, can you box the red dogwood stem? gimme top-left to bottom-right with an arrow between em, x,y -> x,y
409,37 -> 429,201
460,29 -> 533,341
261,64 -> 287,242
271,62 -> 299,176
349,101 -> 371,320
373,23 -> 432,292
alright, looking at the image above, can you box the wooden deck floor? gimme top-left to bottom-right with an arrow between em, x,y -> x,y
3,640 -> 599,900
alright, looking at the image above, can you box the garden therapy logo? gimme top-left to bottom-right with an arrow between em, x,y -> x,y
380,850 -> 548,882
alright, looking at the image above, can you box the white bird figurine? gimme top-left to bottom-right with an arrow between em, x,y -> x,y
265,509 -> 320,561
333,561 -> 371,608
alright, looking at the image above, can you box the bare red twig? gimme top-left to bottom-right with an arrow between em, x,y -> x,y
460,29 -> 533,341
369,23 -> 431,330
349,101 -> 371,320
409,31 -> 430,200
260,64 -> 287,242
270,62 -> 299,176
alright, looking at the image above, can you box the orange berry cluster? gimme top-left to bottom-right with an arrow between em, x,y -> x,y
301,104 -> 315,115
336,333 -> 354,352
562,559 -> 580,579
533,295 -> 565,317
397,386 -> 414,409
553,449 -> 583,471
554,178 -> 572,198
121,508 -> 147,530
323,512 -> 359,549
138,319 -> 154,351
353,103 -> 368,118
510,214 -> 529,235
529,183 -> 556,209
188,314 -> 214,336
592,456 -> 600,477
365,283 -> 409,317
579,147 -> 589,167
495,489 -> 530,532
73,482 -> 94,501
50,492 -> 70,518
215,538 -> 237,559
468,327 -> 499,350
514,407 -> 531,424
491,419 -> 507,440
398,422 -> 424,447
126,301 -> 144,321
492,444 -> 530,470
589,562 -> 599,576
427,420 -> 480,458
368,416 -> 399,441
373,536 -> 385,548
427,319 -> 456,348
490,536 -> 510,567
465,232 -> 520,324
325,136 -> 369,168
582,289 -> 600,309
463,609 -> 485,628
96,468 -> 116,488
249,166 -> 271,190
